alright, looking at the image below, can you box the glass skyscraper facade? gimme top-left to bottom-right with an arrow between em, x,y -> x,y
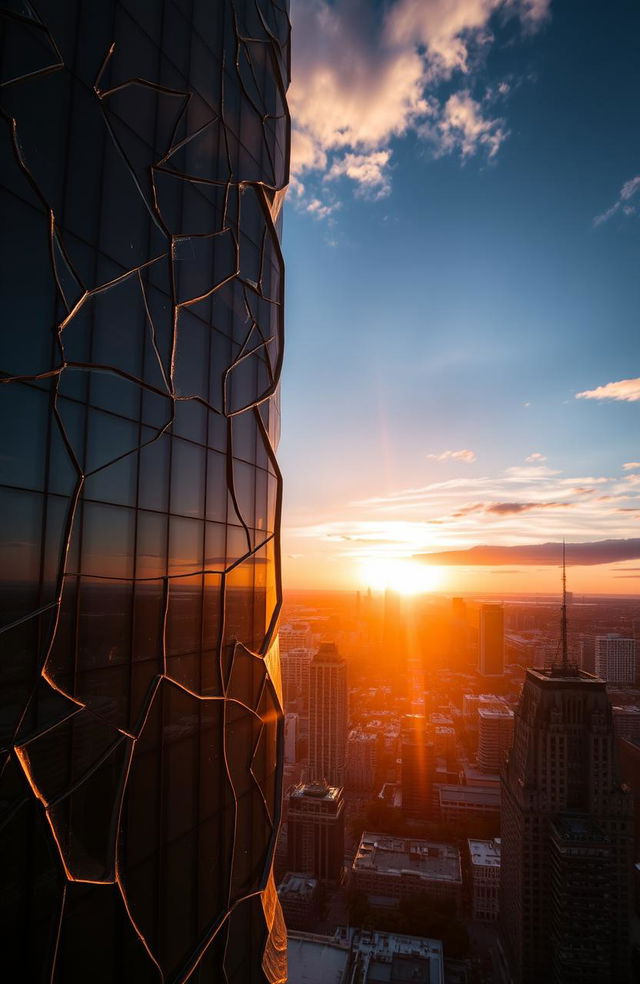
0,1 -> 289,980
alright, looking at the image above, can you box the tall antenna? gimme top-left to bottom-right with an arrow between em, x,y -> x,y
561,539 -> 568,672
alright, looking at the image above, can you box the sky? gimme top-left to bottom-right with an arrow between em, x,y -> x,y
277,0 -> 640,597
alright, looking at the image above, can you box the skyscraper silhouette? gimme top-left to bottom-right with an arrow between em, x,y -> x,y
500,558 -> 633,983
0,1 -> 290,979
309,643 -> 347,787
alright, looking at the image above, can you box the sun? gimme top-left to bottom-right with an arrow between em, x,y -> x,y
360,558 -> 443,596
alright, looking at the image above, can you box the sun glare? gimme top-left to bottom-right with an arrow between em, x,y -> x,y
361,558 -> 443,595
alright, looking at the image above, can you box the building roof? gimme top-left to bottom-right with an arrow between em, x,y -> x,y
291,781 -> 342,802
353,833 -> 461,885
439,784 -> 501,807
287,934 -> 350,984
278,872 -> 318,900
468,838 -> 501,867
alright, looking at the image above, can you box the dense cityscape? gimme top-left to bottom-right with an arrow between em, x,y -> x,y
275,585 -> 640,982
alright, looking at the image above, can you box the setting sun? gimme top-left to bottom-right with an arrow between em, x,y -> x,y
360,558 -> 443,595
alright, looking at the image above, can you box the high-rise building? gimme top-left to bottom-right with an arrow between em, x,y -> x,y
500,667 -> 633,983
309,643 -> 347,787
280,621 -> 314,653
287,782 -> 345,883
595,634 -> 636,684
401,714 -> 435,819
281,645 -> 315,710
0,2 -> 290,980
468,838 -> 501,921
346,729 -> 377,791
478,705 -> 514,774
479,604 -> 504,676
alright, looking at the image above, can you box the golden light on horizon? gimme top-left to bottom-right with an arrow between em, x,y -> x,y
360,558 -> 443,595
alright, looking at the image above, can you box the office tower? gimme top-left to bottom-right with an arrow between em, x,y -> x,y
346,729 -> 377,791
478,706 -> 514,774
468,838 -> 501,921
479,604 -> 504,675
0,2 -> 290,981
284,712 -> 298,765
500,667 -> 633,982
281,646 -> 315,710
287,782 -> 345,883
595,634 -> 636,684
401,714 -> 435,819
280,620 -> 314,653
309,643 -> 347,787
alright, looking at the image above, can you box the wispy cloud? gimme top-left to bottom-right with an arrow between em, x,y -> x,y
576,377 -> 640,402
623,462 -> 640,471
426,448 -> 477,463
289,0 -> 550,203
594,175 -> 640,226
416,538 -> 640,566
525,451 -> 546,463
325,151 -> 392,199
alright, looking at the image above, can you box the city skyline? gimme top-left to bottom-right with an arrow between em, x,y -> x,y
279,0 -> 640,597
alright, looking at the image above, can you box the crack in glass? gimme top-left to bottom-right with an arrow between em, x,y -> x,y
0,1 -> 290,980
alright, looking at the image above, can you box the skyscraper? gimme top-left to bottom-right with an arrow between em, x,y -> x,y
479,603 -> 504,676
595,634 -> 636,684
309,642 -> 347,787
0,2 -> 290,980
401,714 -> 435,819
500,667 -> 633,982
287,782 -> 345,883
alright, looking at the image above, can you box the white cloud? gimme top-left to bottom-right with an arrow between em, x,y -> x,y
623,462 -> 640,471
289,0 -> 549,205
427,448 -> 477,463
325,151 -> 392,199
576,377 -> 640,402
525,452 -> 546,463
422,90 -> 508,159
306,197 -> 340,220
594,174 -> 640,226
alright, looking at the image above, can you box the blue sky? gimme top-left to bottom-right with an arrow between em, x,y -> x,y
278,0 -> 640,594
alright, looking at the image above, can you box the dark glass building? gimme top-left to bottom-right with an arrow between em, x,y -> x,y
0,1 -> 290,981
500,666 -> 633,983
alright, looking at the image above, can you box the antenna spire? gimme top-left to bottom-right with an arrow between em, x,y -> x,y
561,539 -> 568,671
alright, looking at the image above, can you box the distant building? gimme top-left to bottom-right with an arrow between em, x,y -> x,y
309,643 -> 348,786
280,621 -> 314,653
478,706 -> 514,773
288,781 -> 345,883
284,712 -> 298,764
595,634 -> 636,684
351,832 -> 462,913
277,872 -> 321,931
346,729 -> 377,791
468,838 -> 501,921
438,784 -> 501,824
286,928 -> 444,984
401,714 -> 435,819
281,646 -> 315,709
612,705 -> 640,743
479,604 -> 504,676
500,666 -> 633,983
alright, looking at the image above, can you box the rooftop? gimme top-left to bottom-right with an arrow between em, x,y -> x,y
290,781 -> 343,802
468,838 -> 501,867
278,872 -> 319,900
353,833 -> 461,884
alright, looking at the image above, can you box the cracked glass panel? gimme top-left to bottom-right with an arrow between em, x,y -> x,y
0,0 -> 290,980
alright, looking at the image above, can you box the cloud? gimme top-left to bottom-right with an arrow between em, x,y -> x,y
576,377 -> 640,402
325,151 -> 392,198
416,538 -> 640,566
427,448 -> 477,463
623,462 -> 640,471
421,90 -> 508,160
485,501 -> 573,515
594,174 -> 640,226
305,198 -> 340,220
525,452 -> 546,463
289,0 -> 549,203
